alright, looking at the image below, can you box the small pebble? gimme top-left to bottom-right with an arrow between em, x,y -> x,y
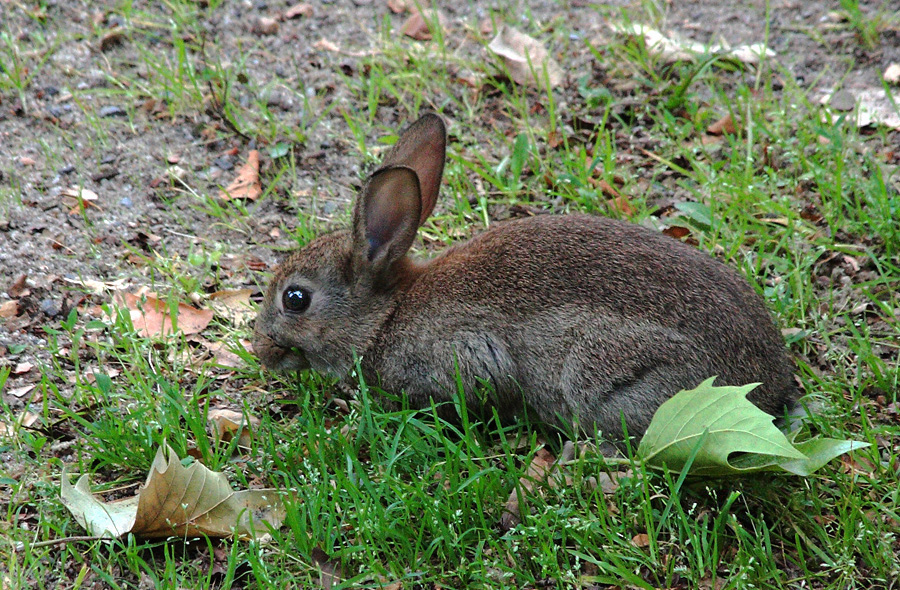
99,105 -> 126,117
213,156 -> 234,171
119,196 -> 133,208
40,298 -> 61,318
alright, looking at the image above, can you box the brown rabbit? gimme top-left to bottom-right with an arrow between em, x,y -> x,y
253,114 -> 799,442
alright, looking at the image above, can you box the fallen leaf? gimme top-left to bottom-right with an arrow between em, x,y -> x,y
8,275 -> 29,298
632,533 -> 651,548
487,26 -> 564,88
606,196 -> 635,216
12,362 -> 33,375
820,88 -> 900,130
706,113 -> 737,135
662,225 -> 692,240
8,384 -> 36,398
115,291 -> 213,338
314,38 -> 341,52
60,186 -> 100,215
219,150 -> 261,201
203,340 -> 247,369
208,289 -> 254,328
400,9 -> 444,41
387,0 -> 408,14
311,547 -> 343,590
609,23 -> 775,65
501,445 -> 561,529
60,444 -> 286,539
1,410 -> 39,437
62,276 -> 128,295
208,408 -> 259,448
313,38 -> 376,58
284,3 -> 313,19
0,300 -> 19,318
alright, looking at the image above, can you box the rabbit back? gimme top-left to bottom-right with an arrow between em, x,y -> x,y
364,213 -> 797,439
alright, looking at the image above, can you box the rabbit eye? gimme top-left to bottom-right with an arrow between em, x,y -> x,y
282,285 -> 311,314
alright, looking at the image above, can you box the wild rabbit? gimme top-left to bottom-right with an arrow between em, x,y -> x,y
253,114 -> 799,442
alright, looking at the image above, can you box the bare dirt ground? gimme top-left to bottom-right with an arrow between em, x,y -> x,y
1,1 -> 898,405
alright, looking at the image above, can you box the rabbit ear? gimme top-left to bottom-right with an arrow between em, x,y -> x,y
353,166 -> 422,273
380,114 -> 446,226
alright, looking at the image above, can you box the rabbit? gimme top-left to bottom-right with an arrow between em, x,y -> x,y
253,113 -> 799,442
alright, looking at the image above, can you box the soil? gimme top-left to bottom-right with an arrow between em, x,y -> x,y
1,1 -> 898,396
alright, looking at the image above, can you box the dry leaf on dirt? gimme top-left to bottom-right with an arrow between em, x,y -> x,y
60,185 -> 100,215
707,113 -> 737,135
208,288 -> 254,328
200,340 -> 248,369
487,26 -> 563,88
208,408 -> 259,448
501,444 -> 571,530
219,150 -> 261,201
313,38 -> 377,58
400,9 -> 445,41
820,89 -> 900,130
632,533 -> 651,548
60,444 -> 286,539
62,276 -> 128,295
609,23 -> 775,65
1,410 -> 40,437
311,547 -> 343,590
8,384 -> 36,399
115,291 -> 213,338
0,300 -> 20,318
386,0 -> 408,14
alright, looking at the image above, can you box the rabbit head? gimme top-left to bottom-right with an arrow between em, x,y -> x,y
253,114 -> 447,376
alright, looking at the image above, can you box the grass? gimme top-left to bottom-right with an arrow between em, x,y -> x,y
1,1 -> 899,589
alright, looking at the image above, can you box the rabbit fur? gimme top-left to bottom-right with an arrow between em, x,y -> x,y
253,114 -> 799,442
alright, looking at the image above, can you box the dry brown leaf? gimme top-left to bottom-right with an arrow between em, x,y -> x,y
606,196 -> 635,216
314,38 -> 341,52
311,547 -> 343,590
609,23 -> 775,65
501,446 -> 560,530
706,113 -> 737,135
284,3 -> 313,19
400,9 -> 444,41
487,26 -> 563,88
116,291 -> 213,337
202,340 -> 247,368
60,185 -> 101,215
8,384 -> 36,399
0,300 -> 19,318
12,362 -> 33,375
208,288 -> 254,328
386,0 -> 408,14
219,150 -> 261,201
8,275 -> 29,298
1,410 -> 39,437
208,407 -> 259,448
632,533 -> 651,548
61,445 -> 286,539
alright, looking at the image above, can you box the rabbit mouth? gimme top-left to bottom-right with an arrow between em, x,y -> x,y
277,345 -> 311,371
